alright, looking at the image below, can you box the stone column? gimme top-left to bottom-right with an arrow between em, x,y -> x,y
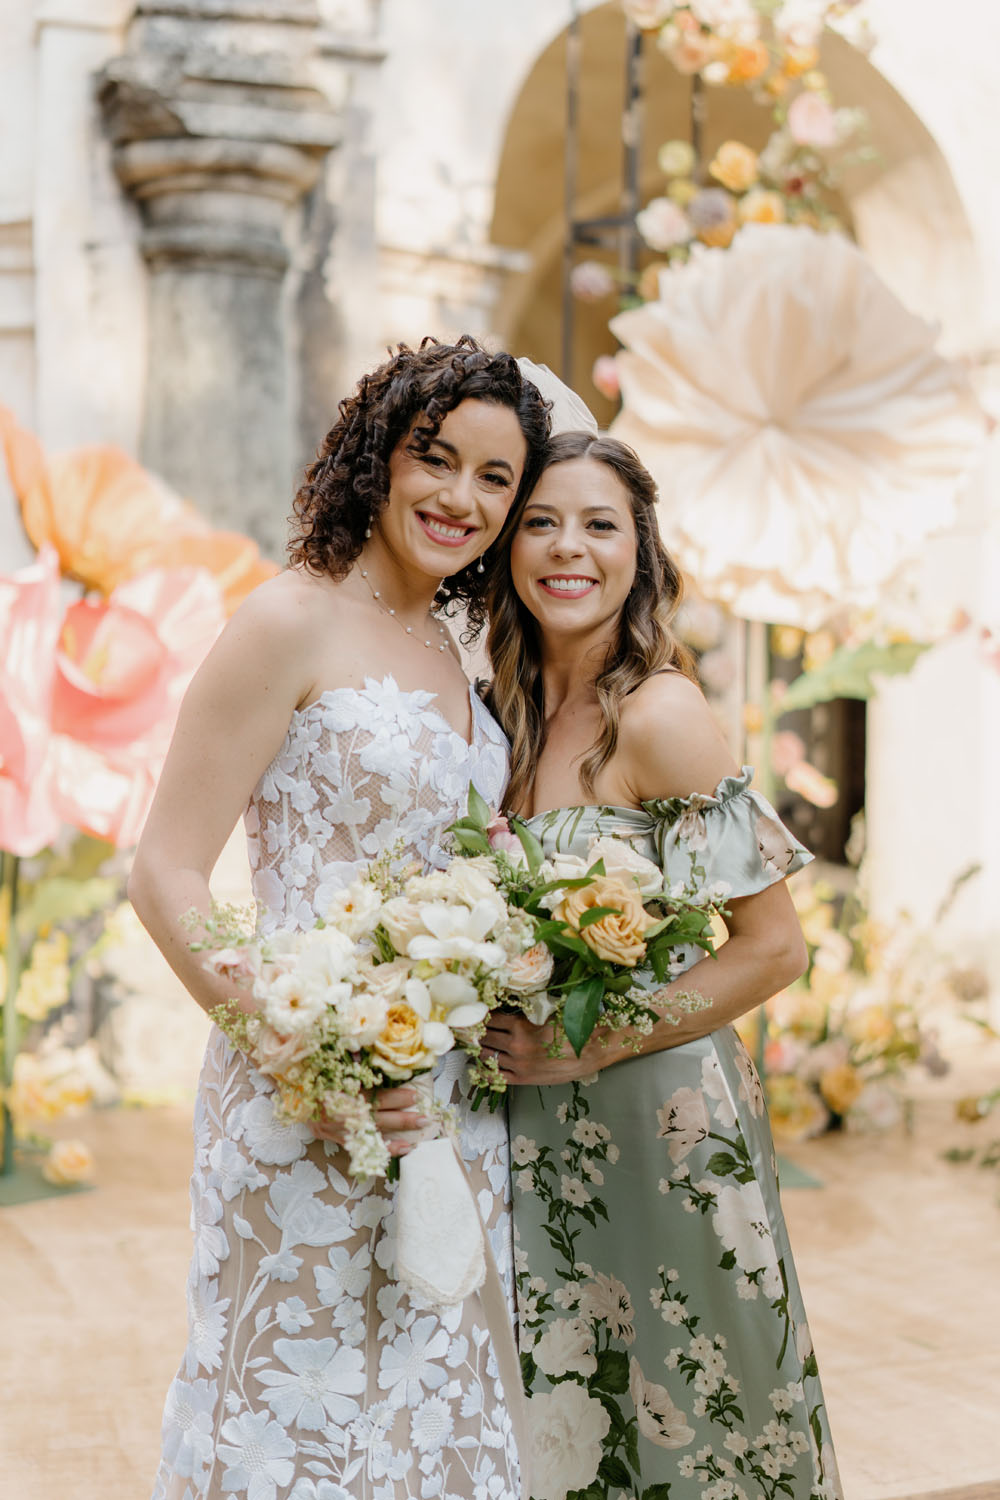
97,0 -> 340,554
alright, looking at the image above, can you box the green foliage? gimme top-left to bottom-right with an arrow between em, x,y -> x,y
779,639 -> 932,715
563,977 -> 605,1056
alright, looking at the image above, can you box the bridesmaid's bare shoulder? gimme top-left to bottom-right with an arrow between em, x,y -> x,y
617,670 -> 739,802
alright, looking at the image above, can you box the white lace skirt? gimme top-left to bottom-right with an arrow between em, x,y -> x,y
151,1033 -> 520,1500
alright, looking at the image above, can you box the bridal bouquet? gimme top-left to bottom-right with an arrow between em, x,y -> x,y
191,841 -> 529,1178
445,788 -> 727,1105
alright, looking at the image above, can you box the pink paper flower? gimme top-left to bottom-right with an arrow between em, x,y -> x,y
787,92 -> 838,148
592,356 -> 622,402
0,546 -> 224,854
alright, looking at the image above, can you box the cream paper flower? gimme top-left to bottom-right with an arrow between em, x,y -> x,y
611,224 -> 987,627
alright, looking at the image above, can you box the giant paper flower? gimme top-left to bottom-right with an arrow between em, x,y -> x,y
0,406 -> 277,612
610,225 -> 987,625
0,546 -> 224,853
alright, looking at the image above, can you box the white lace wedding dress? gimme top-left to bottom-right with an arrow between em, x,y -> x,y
152,676 -> 519,1500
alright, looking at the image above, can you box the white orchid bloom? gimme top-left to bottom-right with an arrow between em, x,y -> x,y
421,1020 -> 457,1056
407,900 -> 505,969
425,971 -> 488,1029
404,977 -> 432,1019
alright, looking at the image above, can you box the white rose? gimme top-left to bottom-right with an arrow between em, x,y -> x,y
379,897 -> 428,952
528,1383 -> 610,1500
296,926 -> 360,986
358,956 -> 411,1004
586,836 -> 664,899
443,861 -> 503,910
533,1317 -> 597,1379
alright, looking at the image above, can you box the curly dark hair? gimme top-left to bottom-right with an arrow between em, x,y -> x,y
288,335 -> 551,633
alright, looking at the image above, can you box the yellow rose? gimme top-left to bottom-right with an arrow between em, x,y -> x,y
505,942 -> 555,996
819,1063 -> 863,1116
709,142 -> 759,194
42,1139 -> 95,1186
739,189 -> 786,226
371,1002 -> 435,1079
556,876 -> 656,967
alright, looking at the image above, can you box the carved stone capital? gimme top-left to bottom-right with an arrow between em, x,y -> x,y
96,0 -> 338,271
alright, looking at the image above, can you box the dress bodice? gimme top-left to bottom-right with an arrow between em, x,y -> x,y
526,767 -> 812,972
245,674 -> 508,934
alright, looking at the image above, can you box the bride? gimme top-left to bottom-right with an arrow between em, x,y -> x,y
129,338 -> 550,1500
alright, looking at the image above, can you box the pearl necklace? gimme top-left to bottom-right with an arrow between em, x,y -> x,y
359,568 -> 449,652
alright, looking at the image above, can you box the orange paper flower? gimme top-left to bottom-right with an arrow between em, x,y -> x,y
0,406 -> 277,612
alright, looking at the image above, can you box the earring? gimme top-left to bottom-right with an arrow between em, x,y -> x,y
476,559 -> 485,575
364,525 -> 372,539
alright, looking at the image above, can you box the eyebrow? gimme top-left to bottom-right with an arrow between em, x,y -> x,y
522,501 -> 621,516
425,436 -> 515,475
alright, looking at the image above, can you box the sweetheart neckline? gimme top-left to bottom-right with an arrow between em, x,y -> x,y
289,675 -> 487,753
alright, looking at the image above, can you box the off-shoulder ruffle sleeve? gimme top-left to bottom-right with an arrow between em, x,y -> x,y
641,766 -> 812,901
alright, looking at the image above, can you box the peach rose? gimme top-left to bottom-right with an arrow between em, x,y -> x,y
253,1023 -> 313,1079
556,876 -> 656,966
42,1139 -> 95,1186
726,40 -> 769,83
370,1002 -> 435,1079
505,942 -> 555,996
709,141 -> 759,193
739,188 -> 786,225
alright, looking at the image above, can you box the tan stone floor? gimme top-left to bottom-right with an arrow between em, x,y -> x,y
1,1060 -> 999,1500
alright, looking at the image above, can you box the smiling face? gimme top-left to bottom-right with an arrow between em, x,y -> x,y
378,398 -> 528,581
510,456 -> 638,644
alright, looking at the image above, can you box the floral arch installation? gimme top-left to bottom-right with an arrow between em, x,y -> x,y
490,1 -> 979,865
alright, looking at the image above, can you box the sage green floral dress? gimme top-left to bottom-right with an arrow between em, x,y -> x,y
509,770 -> 842,1500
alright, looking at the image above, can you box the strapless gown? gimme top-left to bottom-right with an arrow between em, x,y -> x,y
152,676 -> 522,1500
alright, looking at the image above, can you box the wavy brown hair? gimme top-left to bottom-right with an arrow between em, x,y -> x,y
485,431 -> 694,812
287,336 -> 550,629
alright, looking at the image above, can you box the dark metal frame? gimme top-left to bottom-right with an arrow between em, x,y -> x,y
560,4 -> 644,379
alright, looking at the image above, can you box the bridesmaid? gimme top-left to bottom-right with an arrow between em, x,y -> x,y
482,432 -> 842,1500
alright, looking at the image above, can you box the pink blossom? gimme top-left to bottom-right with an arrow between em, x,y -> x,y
487,816 -> 524,859
592,356 -> 622,402
787,92 -> 838,148
636,196 -> 692,251
570,261 -> 616,303
0,546 -> 224,854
